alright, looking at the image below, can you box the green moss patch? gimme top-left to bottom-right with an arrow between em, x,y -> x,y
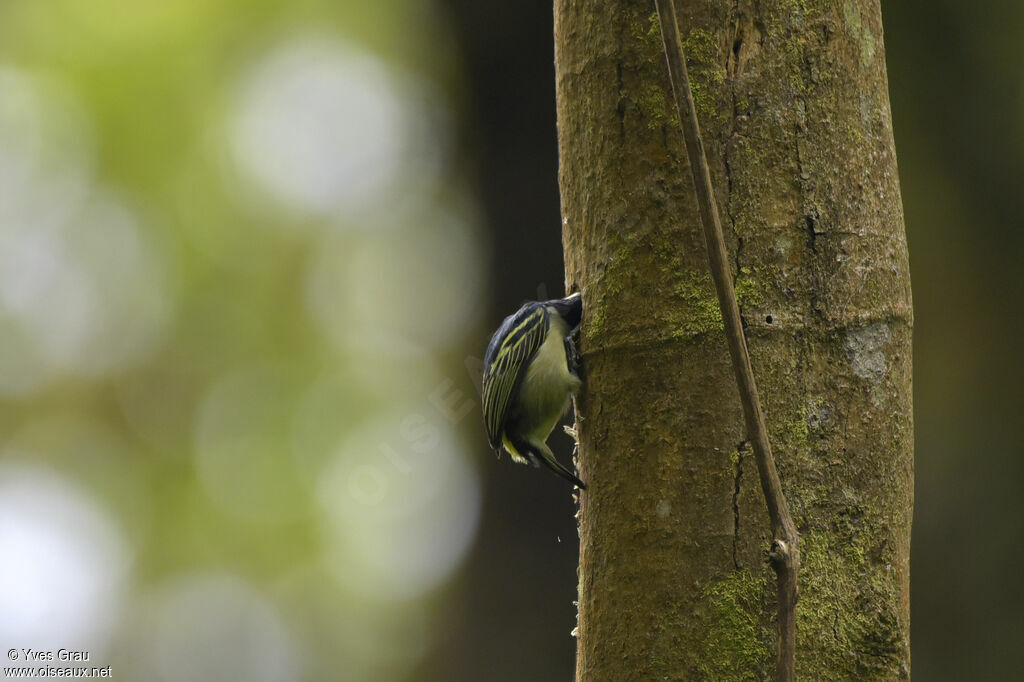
695,569 -> 771,680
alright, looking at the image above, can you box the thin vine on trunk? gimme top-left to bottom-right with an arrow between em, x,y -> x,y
653,1 -> 799,679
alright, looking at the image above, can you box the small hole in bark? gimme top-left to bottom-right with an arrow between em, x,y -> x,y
765,315 -> 774,324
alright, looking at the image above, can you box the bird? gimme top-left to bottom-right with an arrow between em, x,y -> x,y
481,292 -> 585,489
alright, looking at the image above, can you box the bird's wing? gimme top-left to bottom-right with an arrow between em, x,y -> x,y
482,305 -> 549,448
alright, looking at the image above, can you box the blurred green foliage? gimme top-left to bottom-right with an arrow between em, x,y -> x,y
0,1 -> 488,680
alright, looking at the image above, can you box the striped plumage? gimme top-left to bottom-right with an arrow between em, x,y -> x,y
482,293 -> 584,488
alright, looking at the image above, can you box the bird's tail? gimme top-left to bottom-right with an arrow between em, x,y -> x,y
529,440 -> 586,490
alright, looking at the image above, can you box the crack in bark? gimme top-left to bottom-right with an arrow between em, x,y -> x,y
616,61 -> 626,142
725,5 -> 744,326
788,22 -> 827,325
732,441 -> 747,570
805,213 -> 819,253
727,0 -> 745,81
794,117 -> 826,320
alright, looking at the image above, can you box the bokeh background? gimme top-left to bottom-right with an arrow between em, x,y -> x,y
0,1 -> 1018,680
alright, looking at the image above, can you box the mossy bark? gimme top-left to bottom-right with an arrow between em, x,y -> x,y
555,1 -> 912,680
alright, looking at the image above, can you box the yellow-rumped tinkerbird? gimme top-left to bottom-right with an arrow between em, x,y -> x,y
481,292 -> 585,489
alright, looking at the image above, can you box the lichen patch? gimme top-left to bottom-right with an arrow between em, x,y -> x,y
844,322 -> 891,383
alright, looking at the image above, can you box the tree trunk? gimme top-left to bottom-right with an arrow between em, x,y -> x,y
555,1 -> 913,680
